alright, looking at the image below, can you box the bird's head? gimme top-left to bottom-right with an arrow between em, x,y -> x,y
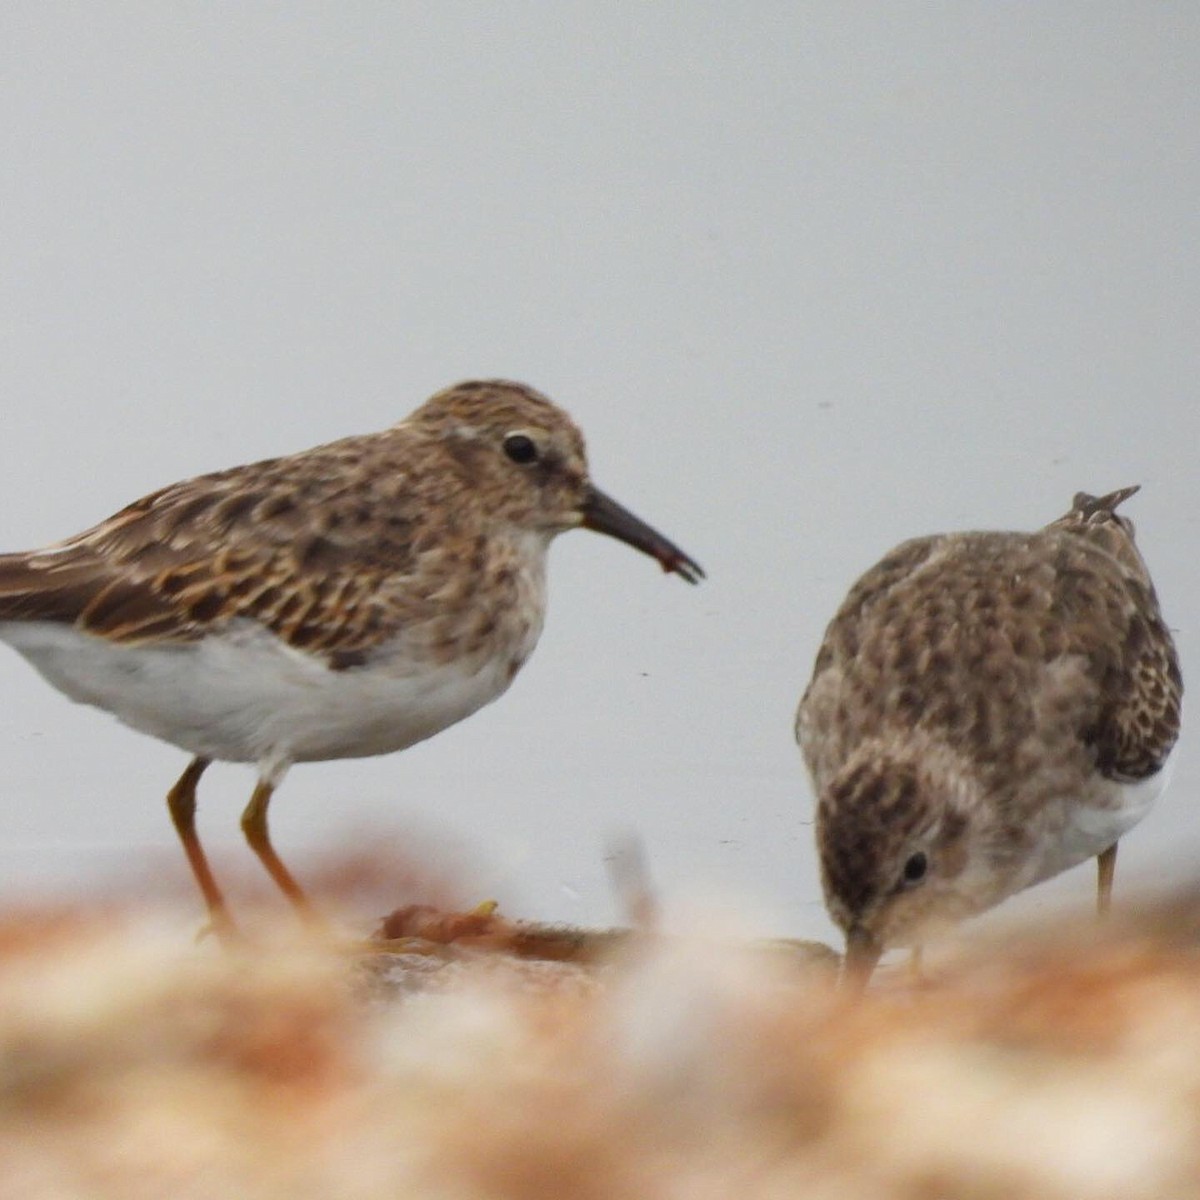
410,381 -> 703,583
817,743 -> 985,989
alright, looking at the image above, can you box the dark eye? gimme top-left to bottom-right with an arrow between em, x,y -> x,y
902,852 -> 927,884
503,434 -> 539,464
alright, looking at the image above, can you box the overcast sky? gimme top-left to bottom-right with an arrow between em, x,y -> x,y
1,5 -> 1197,945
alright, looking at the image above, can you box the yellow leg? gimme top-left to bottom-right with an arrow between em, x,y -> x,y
166,757 -> 236,940
240,778 -> 321,924
1097,842 -> 1118,916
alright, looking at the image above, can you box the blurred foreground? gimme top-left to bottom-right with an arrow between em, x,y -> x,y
2,887 -> 1200,1198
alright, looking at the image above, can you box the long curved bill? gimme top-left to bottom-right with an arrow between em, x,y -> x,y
841,925 -> 883,994
581,485 -> 705,584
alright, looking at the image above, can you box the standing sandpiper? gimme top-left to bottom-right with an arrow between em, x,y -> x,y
0,380 -> 703,935
796,487 -> 1181,984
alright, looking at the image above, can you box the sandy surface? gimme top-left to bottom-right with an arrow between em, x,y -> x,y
2,894 -> 1200,1198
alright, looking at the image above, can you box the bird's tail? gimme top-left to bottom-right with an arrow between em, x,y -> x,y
1046,485 -> 1148,578
0,548 -> 96,624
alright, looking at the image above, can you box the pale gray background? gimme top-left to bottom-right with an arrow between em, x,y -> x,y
0,5 -> 1196,945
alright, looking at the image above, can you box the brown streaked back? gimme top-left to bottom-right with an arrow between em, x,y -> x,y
797,489 -> 1181,801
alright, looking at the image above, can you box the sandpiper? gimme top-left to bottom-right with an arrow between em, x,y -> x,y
796,487 -> 1181,984
0,380 -> 703,935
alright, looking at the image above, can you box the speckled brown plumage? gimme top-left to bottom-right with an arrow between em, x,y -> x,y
0,379 -> 703,936
0,382 -> 700,662
796,487 -> 1182,978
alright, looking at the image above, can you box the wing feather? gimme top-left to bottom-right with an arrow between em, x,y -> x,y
0,436 -> 424,661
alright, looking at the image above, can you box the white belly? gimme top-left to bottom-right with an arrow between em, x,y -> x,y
0,619 -> 527,769
1030,750 -> 1177,887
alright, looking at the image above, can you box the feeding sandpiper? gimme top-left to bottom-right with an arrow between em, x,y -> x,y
0,380 -> 703,935
796,487 -> 1181,985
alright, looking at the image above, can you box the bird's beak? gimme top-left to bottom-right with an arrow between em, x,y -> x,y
841,925 -> 883,993
581,485 -> 705,584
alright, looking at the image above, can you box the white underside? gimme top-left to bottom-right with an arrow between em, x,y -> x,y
1028,749 -> 1177,888
0,619 -> 523,776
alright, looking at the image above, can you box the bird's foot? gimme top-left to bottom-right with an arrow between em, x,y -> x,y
194,908 -> 241,948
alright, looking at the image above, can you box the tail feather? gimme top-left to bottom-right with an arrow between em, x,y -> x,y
0,549 -> 102,625
1045,484 -> 1148,580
